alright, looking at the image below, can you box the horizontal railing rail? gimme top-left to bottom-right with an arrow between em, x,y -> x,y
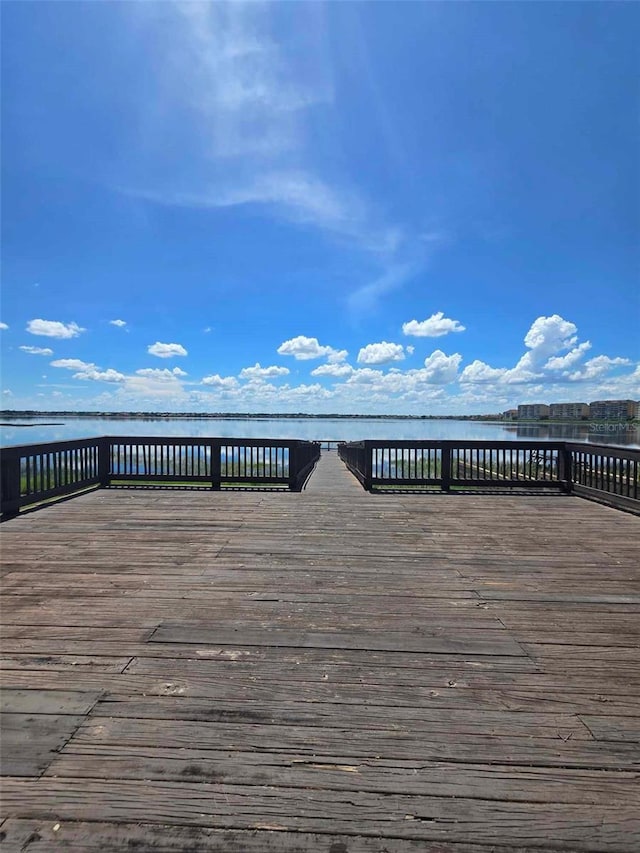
338,439 -> 640,512
1,436 -> 321,518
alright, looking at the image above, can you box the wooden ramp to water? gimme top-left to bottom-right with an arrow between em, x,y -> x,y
1,452 -> 639,851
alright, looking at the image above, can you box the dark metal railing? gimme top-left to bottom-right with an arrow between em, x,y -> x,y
338,439 -> 639,512
2,436 -> 637,518
0,436 -> 321,518
0,437 -> 104,517
566,441 -> 639,511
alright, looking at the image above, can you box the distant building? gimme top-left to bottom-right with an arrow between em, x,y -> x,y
589,400 -> 639,420
503,409 -> 518,420
549,402 -> 589,420
517,404 -> 550,420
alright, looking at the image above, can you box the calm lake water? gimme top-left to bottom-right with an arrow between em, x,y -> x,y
1,416 -> 638,448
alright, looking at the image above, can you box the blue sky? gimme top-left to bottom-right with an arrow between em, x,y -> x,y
1,1 -> 638,414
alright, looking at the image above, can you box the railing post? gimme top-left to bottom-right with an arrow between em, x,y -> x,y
363,441 -> 372,492
441,443 -> 451,492
288,442 -> 299,491
211,440 -> 221,490
558,444 -> 573,494
0,450 -> 21,519
98,438 -> 110,488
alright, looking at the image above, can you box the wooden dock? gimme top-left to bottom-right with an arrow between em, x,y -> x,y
1,452 -> 639,851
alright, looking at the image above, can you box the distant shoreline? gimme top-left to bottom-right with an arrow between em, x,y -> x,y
0,412 -> 637,426
1,411 -> 499,422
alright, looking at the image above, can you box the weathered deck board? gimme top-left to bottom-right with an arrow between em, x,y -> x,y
0,819 -> 599,853
1,452 -> 639,850
0,713 -> 87,776
41,748 -> 639,802
2,777 -> 638,850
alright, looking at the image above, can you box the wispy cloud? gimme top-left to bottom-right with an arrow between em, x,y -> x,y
120,3 -> 432,311
171,2 -> 331,159
347,262 -> 420,315
20,345 -> 54,356
123,3 -> 338,224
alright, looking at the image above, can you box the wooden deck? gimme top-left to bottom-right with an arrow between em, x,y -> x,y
1,452 -> 639,851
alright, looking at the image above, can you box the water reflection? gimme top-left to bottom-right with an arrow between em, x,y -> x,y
1,416 -> 638,448
513,422 -> 639,446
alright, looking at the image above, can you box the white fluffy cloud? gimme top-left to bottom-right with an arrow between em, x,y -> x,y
202,373 -> 238,389
19,346 -> 54,356
27,319 -> 85,338
74,368 -> 125,383
121,374 -> 187,399
343,352 -> 461,393
240,363 -> 290,379
458,315 -> 632,391
567,355 -> 630,382
136,367 -> 187,379
524,314 -> 577,355
460,360 -> 508,383
50,357 -> 124,383
357,342 -> 406,365
147,341 -> 188,358
545,341 -> 592,370
51,358 -> 95,371
311,363 -> 354,377
506,314 -> 578,381
346,368 -> 384,385
110,319 -> 127,328
421,349 -> 462,384
0,322 -> 8,330
402,312 -> 466,337
277,335 -> 347,362
327,349 -> 349,364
